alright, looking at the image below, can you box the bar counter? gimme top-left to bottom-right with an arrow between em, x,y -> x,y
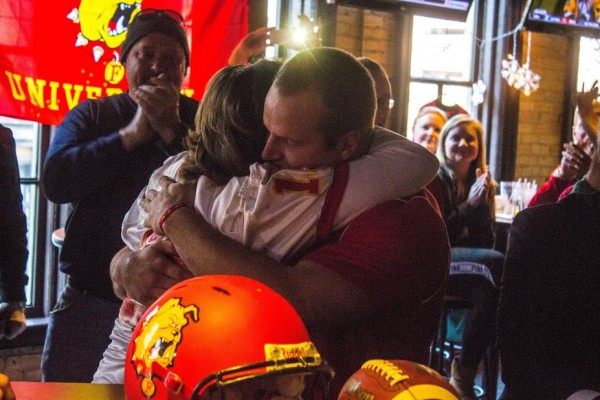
11,381 -> 125,400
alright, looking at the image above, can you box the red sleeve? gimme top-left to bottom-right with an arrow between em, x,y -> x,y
528,171 -> 571,207
303,195 -> 450,311
557,184 -> 574,201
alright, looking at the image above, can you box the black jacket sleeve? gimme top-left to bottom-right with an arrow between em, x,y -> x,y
0,126 -> 29,303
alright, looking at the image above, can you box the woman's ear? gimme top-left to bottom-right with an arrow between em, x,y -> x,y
338,130 -> 361,162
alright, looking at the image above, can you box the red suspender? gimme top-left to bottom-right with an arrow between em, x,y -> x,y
315,162 -> 350,244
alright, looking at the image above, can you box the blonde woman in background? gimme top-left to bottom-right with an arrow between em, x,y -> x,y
436,114 -> 496,244
434,114 -> 504,400
412,106 -> 447,154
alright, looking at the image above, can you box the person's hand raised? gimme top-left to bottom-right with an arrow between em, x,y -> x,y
228,27 -> 278,65
576,80 -> 599,146
579,82 -> 600,190
227,18 -> 321,66
555,142 -> 592,181
119,106 -> 156,151
467,168 -> 491,208
134,74 -> 182,145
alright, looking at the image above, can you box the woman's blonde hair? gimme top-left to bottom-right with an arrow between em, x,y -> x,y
437,114 -> 495,213
178,59 -> 283,185
437,114 -> 487,177
411,106 -> 448,131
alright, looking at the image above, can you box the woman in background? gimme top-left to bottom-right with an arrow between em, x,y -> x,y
437,114 -> 495,248
412,106 -> 447,155
435,114 -> 503,400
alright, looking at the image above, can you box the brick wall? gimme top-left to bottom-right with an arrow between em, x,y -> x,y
0,347 -> 42,381
514,32 -> 569,185
335,7 -> 569,185
334,6 -> 397,89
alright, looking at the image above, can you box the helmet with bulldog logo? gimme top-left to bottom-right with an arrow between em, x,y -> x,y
124,274 -> 334,400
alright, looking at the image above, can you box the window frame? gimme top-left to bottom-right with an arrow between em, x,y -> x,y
404,10 -> 479,137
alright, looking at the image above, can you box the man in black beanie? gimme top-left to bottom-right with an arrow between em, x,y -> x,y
41,9 -> 199,383
120,9 -> 190,69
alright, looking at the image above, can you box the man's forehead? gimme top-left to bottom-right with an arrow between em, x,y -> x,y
133,33 -> 185,52
263,88 -> 326,139
266,86 -> 324,108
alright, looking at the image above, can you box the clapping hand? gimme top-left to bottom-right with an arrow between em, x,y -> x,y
0,302 -> 26,340
557,142 -> 592,181
120,73 -> 183,150
576,80 -> 599,146
134,74 -> 182,144
467,168 -> 492,208
580,81 -> 600,183
119,105 -> 156,151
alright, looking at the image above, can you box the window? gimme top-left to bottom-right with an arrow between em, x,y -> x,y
265,0 -> 319,60
578,36 -> 600,91
406,13 -> 477,138
0,115 -> 50,318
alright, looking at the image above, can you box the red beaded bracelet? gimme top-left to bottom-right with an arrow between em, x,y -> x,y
158,203 -> 188,234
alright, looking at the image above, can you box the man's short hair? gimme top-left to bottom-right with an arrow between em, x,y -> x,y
273,47 -> 376,147
357,57 -> 387,81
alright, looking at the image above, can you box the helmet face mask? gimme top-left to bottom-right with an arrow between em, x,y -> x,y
192,358 -> 332,399
199,367 -> 332,400
124,275 -> 334,400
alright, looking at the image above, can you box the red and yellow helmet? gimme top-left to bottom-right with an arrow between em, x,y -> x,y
338,359 -> 459,400
124,275 -> 333,400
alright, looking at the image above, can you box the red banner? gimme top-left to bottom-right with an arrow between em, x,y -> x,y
0,0 -> 248,126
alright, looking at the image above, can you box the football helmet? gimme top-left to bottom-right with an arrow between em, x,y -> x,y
124,275 -> 333,400
337,359 -> 459,400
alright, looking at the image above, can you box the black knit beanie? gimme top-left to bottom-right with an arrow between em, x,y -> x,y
120,10 -> 190,68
